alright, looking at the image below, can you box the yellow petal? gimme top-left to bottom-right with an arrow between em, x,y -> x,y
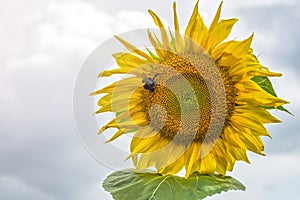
147,30 -> 168,58
113,53 -> 146,68
107,53 -> 152,76
184,142 -> 201,178
200,152 -> 216,174
212,140 -> 227,175
173,2 -> 184,52
245,61 -> 283,77
226,153 -> 235,171
91,77 -> 142,95
154,142 -> 185,169
130,128 -> 168,154
223,126 -> 247,149
159,155 -> 185,175
229,34 -> 254,57
95,99 -> 142,113
207,18 -> 238,51
105,129 -> 126,142
148,10 -> 172,51
114,35 -> 155,63
97,91 -> 142,107
136,154 -> 152,170
230,114 -> 269,136
225,144 -> 250,163
185,0 -> 208,47
213,34 -> 254,61
185,0 -> 199,37
209,1 -> 223,32
235,106 -> 281,124
235,80 -> 289,106
99,68 -> 132,77
238,132 -> 265,155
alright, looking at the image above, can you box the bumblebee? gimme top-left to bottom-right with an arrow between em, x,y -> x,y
142,74 -> 158,92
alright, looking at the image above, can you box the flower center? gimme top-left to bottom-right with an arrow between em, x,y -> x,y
142,50 -> 236,145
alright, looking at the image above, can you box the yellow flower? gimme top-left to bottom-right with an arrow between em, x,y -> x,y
92,1 -> 288,178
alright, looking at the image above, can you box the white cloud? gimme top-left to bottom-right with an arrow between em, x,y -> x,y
0,0 -> 156,112
226,0 -> 296,8
1,0 -> 300,199
0,0 -> 155,199
206,153 -> 300,200
0,176 -> 56,200
3,1 -> 154,69
271,68 -> 300,110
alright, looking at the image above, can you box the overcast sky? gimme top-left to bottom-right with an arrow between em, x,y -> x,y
1,0 -> 299,199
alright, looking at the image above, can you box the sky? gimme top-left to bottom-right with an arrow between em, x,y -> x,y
0,0 -> 299,199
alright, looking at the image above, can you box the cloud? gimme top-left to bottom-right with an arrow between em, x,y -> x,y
206,153 -> 300,200
0,0 -> 155,199
232,3 -> 300,70
227,0 -> 296,7
1,0 -> 300,199
0,175 -> 56,200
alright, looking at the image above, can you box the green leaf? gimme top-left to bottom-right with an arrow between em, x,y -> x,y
251,76 -> 276,96
251,76 -> 292,115
277,105 -> 293,115
103,169 -> 245,200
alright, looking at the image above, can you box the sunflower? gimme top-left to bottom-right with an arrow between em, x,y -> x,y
92,1 -> 288,178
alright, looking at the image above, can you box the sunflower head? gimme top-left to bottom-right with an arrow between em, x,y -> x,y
92,1 -> 289,178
